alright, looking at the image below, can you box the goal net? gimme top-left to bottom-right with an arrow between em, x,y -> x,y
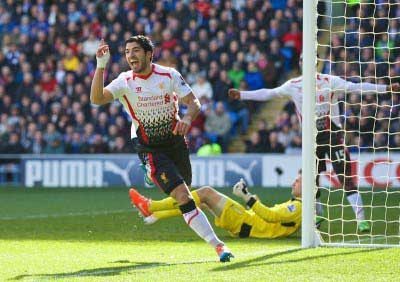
303,0 -> 400,247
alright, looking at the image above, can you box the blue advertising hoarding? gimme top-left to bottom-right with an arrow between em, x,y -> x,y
21,154 -> 263,188
18,152 -> 400,188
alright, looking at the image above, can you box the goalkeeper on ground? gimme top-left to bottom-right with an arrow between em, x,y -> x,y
129,172 -> 302,239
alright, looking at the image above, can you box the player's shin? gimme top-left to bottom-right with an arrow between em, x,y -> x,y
179,199 -> 223,248
346,190 -> 366,221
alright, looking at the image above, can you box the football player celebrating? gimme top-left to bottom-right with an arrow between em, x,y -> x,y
90,35 -> 233,262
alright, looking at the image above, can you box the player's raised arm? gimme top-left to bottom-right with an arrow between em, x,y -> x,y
173,92 -> 200,136
228,82 -> 291,102
331,75 -> 400,95
90,39 -> 114,105
232,179 -> 300,223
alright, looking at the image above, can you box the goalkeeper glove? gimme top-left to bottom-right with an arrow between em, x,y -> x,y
233,178 -> 253,203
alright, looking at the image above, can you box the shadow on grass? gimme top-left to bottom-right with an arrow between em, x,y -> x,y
9,248 -> 386,280
212,247 -> 384,272
10,260 -> 213,280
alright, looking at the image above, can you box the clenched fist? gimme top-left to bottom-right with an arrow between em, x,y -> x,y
173,116 -> 191,136
228,88 -> 241,100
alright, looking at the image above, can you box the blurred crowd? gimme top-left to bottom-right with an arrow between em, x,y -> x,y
0,0 -> 302,155
321,3 -> 400,153
0,0 -> 398,157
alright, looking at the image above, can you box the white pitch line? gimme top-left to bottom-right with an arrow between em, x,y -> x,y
0,209 -> 132,221
346,235 -> 388,244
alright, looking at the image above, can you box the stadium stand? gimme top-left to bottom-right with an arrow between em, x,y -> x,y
0,0 -> 303,158
0,0 -> 398,160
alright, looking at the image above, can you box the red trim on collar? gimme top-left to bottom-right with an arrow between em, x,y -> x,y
132,64 -> 154,80
153,67 -> 172,79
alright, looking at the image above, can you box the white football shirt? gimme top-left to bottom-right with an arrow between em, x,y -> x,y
105,63 -> 193,145
240,73 -> 387,131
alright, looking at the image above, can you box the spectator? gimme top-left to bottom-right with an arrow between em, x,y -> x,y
43,123 -> 64,154
16,72 -> 35,99
40,72 -> 57,93
212,70 -> 232,102
82,123 -> 96,146
267,39 -> 285,77
65,132 -> 85,154
228,62 -> 245,89
266,131 -> 285,153
286,134 -> 302,154
282,21 -> 302,55
204,102 -> 232,152
0,133 -> 25,154
254,120 -> 267,144
0,113 -> 8,137
186,62 -> 203,85
277,125 -> 292,147
82,33 -> 100,57
8,105 -> 21,127
49,102 -> 62,125
157,48 -> 178,68
88,134 -> 109,154
187,126 -> 205,154
191,74 -> 213,100
390,134 -> 400,151
29,131 -> 46,154
74,112 -> 86,134
63,48 -> 79,72
106,124 -> 119,151
161,29 -> 178,51
21,122 -> 37,150
95,112 -> 109,136
244,62 -> 264,90
245,131 -> 266,153
110,136 -> 132,153
245,43 -> 261,64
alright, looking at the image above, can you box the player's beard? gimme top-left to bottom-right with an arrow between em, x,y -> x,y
131,57 -> 148,74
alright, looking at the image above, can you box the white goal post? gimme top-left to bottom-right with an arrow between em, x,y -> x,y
302,0 -> 318,247
302,0 -> 400,248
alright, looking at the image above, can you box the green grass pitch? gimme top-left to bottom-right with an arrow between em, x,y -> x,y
0,186 -> 399,281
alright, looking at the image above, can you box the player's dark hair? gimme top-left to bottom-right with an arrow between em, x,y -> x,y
125,35 -> 154,54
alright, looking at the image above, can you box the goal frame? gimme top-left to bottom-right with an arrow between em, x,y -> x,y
301,0 -> 319,248
301,0 -> 400,248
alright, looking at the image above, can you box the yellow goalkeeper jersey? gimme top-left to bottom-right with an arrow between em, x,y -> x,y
248,198 -> 301,238
252,198 -> 302,225
214,197 -> 302,239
